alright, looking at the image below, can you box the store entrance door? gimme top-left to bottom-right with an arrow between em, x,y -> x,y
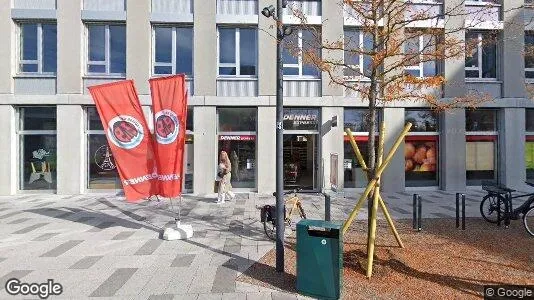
283,134 -> 318,191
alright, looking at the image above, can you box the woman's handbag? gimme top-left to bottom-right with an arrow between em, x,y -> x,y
214,180 -> 219,193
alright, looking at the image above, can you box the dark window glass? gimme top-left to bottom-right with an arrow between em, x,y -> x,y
527,109 -> 534,132
219,28 -> 236,64
21,107 -> 57,131
155,27 -> 172,63
218,140 -> 256,188
186,107 -> 193,131
465,32 -> 479,70
344,141 -> 375,188
154,66 -> 172,74
283,108 -> 320,131
465,109 -> 497,131
109,25 -> 126,74
525,33 -> 534,69
22,24 -> 38,60
88,65 -> 106,73
88,25 -> 105,61
88,134 -> 120,189
405,110 -> 439,132
20,134 -> 57,190
219,67 -> 236,75
282,29 -> 298,65
302,29 -> 320,77
526,141 -> 534,180
218,108 -> 257,132
42,24 -> 57,73
482,35 -> 496,78
362,33 -> 373,77
21,64 -> 38,72
176,27 -> 193,76
344,30 -> 360,77
344,109 -> 379,132
240,28 -> 257,76
87,107 -> 104,130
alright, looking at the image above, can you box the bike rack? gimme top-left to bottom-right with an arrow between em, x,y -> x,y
456,193 -> 466,230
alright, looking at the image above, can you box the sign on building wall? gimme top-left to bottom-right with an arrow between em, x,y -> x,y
330,153 -> 338,192
283,108 -> 319,131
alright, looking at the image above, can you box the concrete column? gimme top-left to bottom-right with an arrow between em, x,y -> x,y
126,0 -> 151,95
194,0 -> 217,96
56,105 -> 84,194
502,0 -> 525,98
381,107 -> 405,192
321,0 -> 344,96
321,107 -> 344,191
0,0 -> 13,93
443,0 -> 466,98
0,106 -> 16,195
193,106 -> 217,195
441,109 -> 466,191
500,108 -> 526,190
257,106 -> 276,194
57,0 -> 82,94
258,0 -> 277,96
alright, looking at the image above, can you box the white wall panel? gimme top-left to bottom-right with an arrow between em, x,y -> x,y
84,0 -> 125,11
217,0 -> 257,15
152,0 -> 193,14
216,79 -> 258,97
14,0 -> 56,9
284,0 -> 321,16
466,82 -> 502,99
283,79 -> 321,97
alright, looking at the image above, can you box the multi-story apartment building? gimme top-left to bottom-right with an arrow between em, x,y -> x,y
0,0 -> 533,196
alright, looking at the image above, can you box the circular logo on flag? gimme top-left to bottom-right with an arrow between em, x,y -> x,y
107,115 -> 145,149
154,109 -> 180,145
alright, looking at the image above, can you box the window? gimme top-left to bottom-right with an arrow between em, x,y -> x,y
218,27 -> 257,76
404,32 -> 437,78
153,26 -> 193,76
184,108 -> 193,192
86,107 -> 120,189
405,110 -> 439,187
218,108 -> 257,188
87,24 -> 126,75
465,31 -> 497,79
465,109 -> 498,185
343,109 -> 380,188
283,28 -> 321,77
18,23 -> 57,74
526,32 -> 534,79
18,107 -> 57,190
526,109 -> 534,180
343,29 -> 373,78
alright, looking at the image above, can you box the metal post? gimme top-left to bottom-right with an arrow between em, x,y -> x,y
324,193 -> 331,221
461,193 -> 466,230
412,194 -> 417,230
497,196 -> 501,227
455,193 -> 460,228
417,195 -> 422,231
275,0 -> 285,273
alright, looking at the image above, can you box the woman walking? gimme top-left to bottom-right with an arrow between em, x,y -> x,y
217,151 -> 236,204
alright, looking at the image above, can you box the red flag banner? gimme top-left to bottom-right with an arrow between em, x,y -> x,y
88,80 -> 159,201
149,74 -> 188,198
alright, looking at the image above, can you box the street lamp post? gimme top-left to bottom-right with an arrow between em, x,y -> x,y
261,0 -> 290,273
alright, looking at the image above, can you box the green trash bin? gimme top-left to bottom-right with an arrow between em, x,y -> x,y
296,219 -> 343,300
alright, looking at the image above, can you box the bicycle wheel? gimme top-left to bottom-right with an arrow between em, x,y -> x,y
263,219 -> 276,241
523,206 -> 534,237
297,201 -> 307,219
480,194 -> 508,223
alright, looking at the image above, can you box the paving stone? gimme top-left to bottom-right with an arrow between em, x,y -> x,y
171,254 -> 196,267
12,223 -> 49,234
7,217 -> 31,224
112,231 -> 136,240
211,263 -> 237,293
0,270 -> 33,291
69,256 -> 104,269
148,294 -> 175,300
40,240 -> 84,257
90,268 -> 138,297
135,239 -> 164,255
0,211 -> 23,219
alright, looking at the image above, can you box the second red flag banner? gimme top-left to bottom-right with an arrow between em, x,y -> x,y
149,74 -> 188,198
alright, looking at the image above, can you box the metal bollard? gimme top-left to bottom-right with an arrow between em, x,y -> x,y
413,194 -> 418,230
497,196 -> 501,227
324,193 -> 331,222
455,193 -> 460,228
461,194 -> 466,230
417,195 -> 422,231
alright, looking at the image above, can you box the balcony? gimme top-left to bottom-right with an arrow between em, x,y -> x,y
151,0 -> 193,23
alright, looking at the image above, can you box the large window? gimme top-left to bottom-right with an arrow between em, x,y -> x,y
465,31 -> 497,79
526,109 -> 534,180
153,26 -> 193,76
18,107 -> 57,190
343,29 -> 373,78
218,108 -> 257,188
405,110 -> 439,187
525,32 -> 534,79
218,27 -> 257,76
404,31 -> 437,78
283,28 -> 321,77
86,107 -> 120,189
86,24 -> 126,75
184,108 -> 193,192
18,23 -> 57,74
465,109 -> 498,185
343,109 -> 380,188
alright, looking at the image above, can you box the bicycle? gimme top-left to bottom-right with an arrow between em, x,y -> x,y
480,180 -> 534,236
259,188 -> 307,241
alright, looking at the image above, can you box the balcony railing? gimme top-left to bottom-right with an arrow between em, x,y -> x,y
216,78 -> 258,97
152,0 -> 193,14
283,78 -> 321,97
217,0 -> 257,15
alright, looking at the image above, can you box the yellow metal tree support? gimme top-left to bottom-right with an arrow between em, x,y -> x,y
342,122 -> 412,278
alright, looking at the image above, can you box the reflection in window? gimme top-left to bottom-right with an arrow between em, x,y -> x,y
19,23 -> 57,74
218,27 -> 257,76
404,31 -> 437,78
343,29 -> 373,78
405,110 -> 438,132
525,32 -> 534,78
218,107 -> 257,132
465,31 -> 497,79
18,107 -> 57,190
465,109 -> 498,185
153,26 -> 194,76
526,109 -> 534,180
465,109 -> 497,131
87,24 -> 126,75
283,28 -> 321,77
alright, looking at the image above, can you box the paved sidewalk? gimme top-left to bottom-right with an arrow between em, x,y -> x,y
0,189 -> 492,299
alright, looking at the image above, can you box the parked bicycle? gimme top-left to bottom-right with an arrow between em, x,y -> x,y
259,188 -> 307,241
480,180 -> 534,236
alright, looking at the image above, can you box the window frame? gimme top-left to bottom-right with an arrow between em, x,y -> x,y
343,28 -> 367,80
465,31 -> 498,80
17,22 -> 57,76
283,27 -> 321,79
85,23 -> 126,77
465,109 -> 499,185
525,31 -> 534,80
216,26 -> 258,78
526,109 -> 534,180
404,34 -> 438,78
152,25 -> 194,77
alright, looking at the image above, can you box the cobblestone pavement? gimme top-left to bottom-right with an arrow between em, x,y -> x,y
0,188 -> 495,299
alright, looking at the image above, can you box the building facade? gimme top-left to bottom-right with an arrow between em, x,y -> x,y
0,0 -> 534,196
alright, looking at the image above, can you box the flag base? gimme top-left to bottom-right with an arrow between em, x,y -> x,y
162,221 -> 193,240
